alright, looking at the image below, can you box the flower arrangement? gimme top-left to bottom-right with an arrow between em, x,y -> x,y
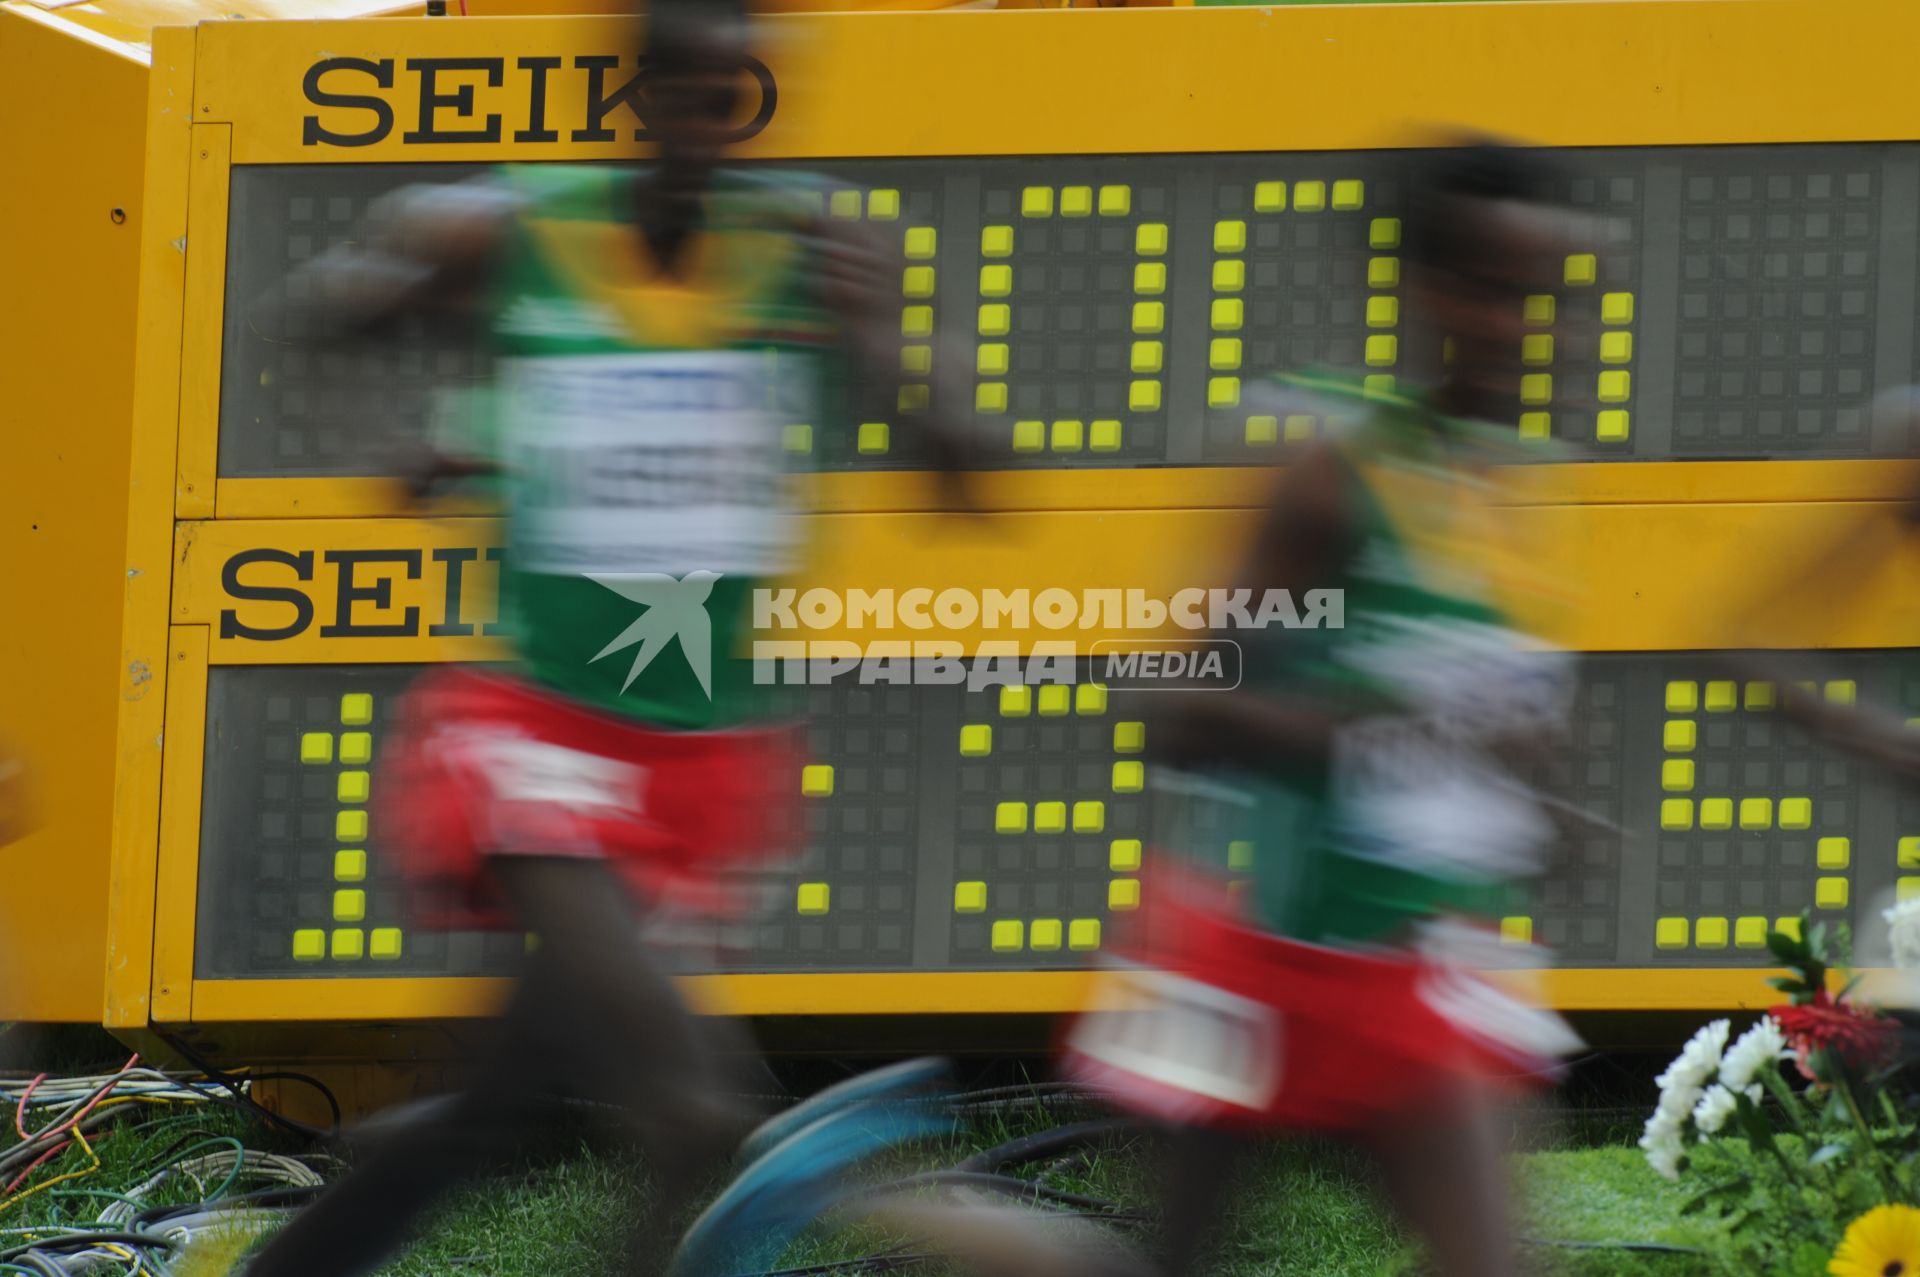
1639,909 -> 1919,1275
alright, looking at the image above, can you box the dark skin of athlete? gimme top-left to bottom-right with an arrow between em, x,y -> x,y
241,14 -> 972,1277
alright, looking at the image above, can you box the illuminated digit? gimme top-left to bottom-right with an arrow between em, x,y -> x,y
1520,255 -> 1636,444
293,691 -> 388,963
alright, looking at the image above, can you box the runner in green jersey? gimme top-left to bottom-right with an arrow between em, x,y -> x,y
234,5 -> 971,1276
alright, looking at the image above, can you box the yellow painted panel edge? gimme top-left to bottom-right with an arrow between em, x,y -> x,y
175,125 -> 230,520
151,628 -> 208,1023
106,24 -> 195,1030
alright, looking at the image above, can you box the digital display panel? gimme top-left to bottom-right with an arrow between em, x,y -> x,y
194,653 -> 1918,980
217,145 -> 1920,478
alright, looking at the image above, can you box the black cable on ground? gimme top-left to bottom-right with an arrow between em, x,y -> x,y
1518,1236 -> 1707,1254
150,1031 -> 340,1141
136,1183 -> 328,1228
861,1170 -> 1139,1218
955,1118 -> 1142,1175
0,1232 -> 177,1264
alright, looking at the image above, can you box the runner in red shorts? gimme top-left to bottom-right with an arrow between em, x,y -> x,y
234,3 -> 970,1274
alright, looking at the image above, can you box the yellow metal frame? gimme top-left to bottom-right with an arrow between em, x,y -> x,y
116,2 -> 1920,1030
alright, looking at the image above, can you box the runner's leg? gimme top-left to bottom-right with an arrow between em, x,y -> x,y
1365,1077 -> 1516,1277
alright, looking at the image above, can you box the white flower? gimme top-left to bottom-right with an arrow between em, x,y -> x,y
1642,1019 -> 1730,1179
1656,1019 -> 1731,1095
1718,1018 -> 1788,1093
1885,899 -> 1920,970
1692,1085 -> 1739,1135
1643,1141 -> 1683,1182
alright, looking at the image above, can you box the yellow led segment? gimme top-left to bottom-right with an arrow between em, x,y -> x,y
1212,260 -> 1244,292
1369,217 -> 1400,249
1099,185 -> 1131,216
336,811 -> 367,842
339,732 -> 373,765
1363,375 -> 1396,399
1090,420 -> 1122,452
995,802 -> 1028,834
1208,377 -> 1240,408
1255,181 -> 1286,212
1073,801 -> 1105,833
1655,917 -> 1689,949
1519,413 -> 1550,440
1664,721 -> 1696,752
1130,381 -> 1162,412
1245,416 -> 1278,445
982,225 -> 1013,257
368,928 -> 402,960
1075,684 -> 1107,715
1816,877 -> 1849,910
1049,420 -> 1082,453
1135,263 -> 1167,295
300,733 -> 333,765
1130,341 -> 1163,374
1500,916 -> 1532,945
1293,180 -> 1326,211
1660,799 -> 1694,831
1827,680 -> 1857,704
829,190 -> 861,219
1368,258 -> 1399,288
1109,879 -> 1141,911
1213,220 -> 1246,253
1564,253 -> 1597,285
1735,917 -> 1769,949
1661,759 -> 1694,792
959,724 -> 992,757
1112,761 -> 1145,793
1817,836 -> 1850,869
1598,370 -> 1631,402
1000,685 -> 1031,717
1745,682 -> 1776,710
1331,180 -> 1364,210
977,344 -> 1009,376
1285,415 -> 1317,441
1227,841 -> 1254,871
1519,374 -> 1552,405
1600,332 -> 1633,364
340,693 -> 373,726
905,226 -> 937,259
1012,420 -> 1044,453
797,882 -> 831,915
1903,879 -> 1920,903
1364,336 -> 1396,368
1521,334 -> 1553,365
1061,185 -> 1093,217
1601,292 -> 1634,324
903,266 -> 935,298
978,304 -> 1010,336
1780,798 -> 1813,831
783,424 -> 813,454
1900,837 -> 1920,868
331,929 -> 364,960
333,889 -> 366,923
1110,839 -> 1142,872
1695,917 -> 1729,949
1665,681 -> 1698,712
955,881 -> 987,913
1135,223 -> 1167,255
292,929 -> 324,961
1700,798 -> 1733,830
1021,187 -> 1053,217
1775,916 -> 1804,940
1366,296 -> 1398,328
1704,681 -> 1738,712
991,920 -> 1024,952
1031,919 -> 1063,952
1523,295 -> 1555,325
976,383 -> 1007,413
1595,411 -> 1630,442
1211,299 -> 1243,332
337,771 -> 370,803
1114,721 -> 1146,753
1210,339 -> 1242,371
979,265 -> 1011,297
902,306 -> 933,337
1132,302 -> 1164,334
801,764 -> 834,797
1037,685 -> 1071,716
1739,798 -> 1772,830
334,849 -> 366,882
1069,919 -> 1102,951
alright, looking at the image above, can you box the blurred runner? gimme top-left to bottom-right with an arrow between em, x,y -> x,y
229,2 -> 970,1275
1064,143 -> 1585,1277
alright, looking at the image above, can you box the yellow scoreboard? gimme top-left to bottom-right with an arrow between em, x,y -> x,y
80,0 -> 1920,1044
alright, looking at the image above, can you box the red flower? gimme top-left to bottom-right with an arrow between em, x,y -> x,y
1771,992 -> 1894,1075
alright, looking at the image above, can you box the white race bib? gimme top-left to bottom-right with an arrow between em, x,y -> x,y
501,351 -> 801,576
1072,968 -> 1281,1113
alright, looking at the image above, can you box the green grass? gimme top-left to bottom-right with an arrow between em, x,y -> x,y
0,1062 -> 1722,1277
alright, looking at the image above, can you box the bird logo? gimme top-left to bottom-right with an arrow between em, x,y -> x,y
587,571 -> 721,698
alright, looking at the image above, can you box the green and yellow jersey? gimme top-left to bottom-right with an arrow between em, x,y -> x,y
474,163 -> 837,731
